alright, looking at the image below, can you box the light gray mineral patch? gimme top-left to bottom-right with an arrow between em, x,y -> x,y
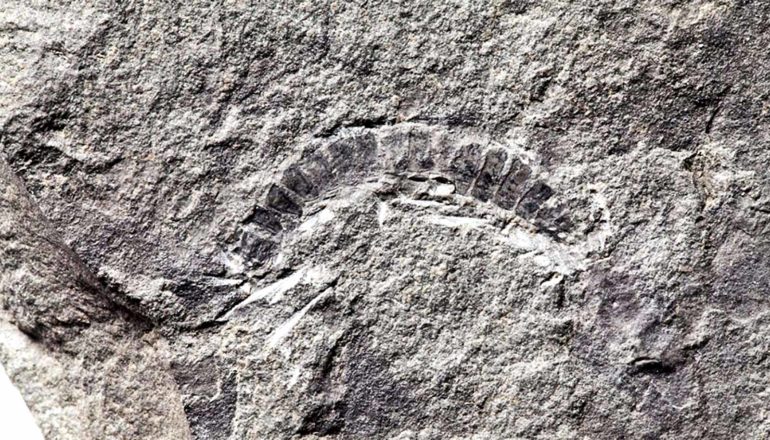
2,1 -> 770,439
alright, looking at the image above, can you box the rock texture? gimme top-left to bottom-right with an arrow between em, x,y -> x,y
2,1 -> 770,439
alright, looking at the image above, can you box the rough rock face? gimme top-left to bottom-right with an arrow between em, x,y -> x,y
2,1 -> 770,439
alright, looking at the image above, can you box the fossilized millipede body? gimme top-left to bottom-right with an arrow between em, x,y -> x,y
236,123 -> 572,268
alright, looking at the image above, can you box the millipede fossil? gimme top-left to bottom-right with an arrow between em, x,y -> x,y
232,122 -> 573,270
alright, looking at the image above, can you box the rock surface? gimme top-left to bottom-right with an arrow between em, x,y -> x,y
2,1 -> 770,439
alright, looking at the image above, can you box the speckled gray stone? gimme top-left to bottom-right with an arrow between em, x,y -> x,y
2,1 -> 770,439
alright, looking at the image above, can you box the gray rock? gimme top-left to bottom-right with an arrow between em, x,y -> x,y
2,0 -> 770,438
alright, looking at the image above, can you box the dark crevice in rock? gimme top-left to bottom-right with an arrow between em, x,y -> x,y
628,356 -> 679,376
315,115 -> 397,138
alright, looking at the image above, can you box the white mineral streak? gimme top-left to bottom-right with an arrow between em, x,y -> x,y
265,287 -> 332,351
222,266 -> 332,319
430,183 -> 456,197
425,215 -> 490,229
377,202 -> 391,226
422,186 -> 615,275
209,106 -> 241,143
218,251 -> 246,275
207,277 -> 244,287
297,206 -> 336,233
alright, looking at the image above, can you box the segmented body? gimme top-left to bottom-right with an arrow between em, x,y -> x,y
236,123 -> 572,268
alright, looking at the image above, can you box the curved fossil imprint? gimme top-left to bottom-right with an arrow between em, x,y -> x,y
227,122 -> 590,276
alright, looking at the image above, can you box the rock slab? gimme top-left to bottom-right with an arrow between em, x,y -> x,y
2,1 -> 770,439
